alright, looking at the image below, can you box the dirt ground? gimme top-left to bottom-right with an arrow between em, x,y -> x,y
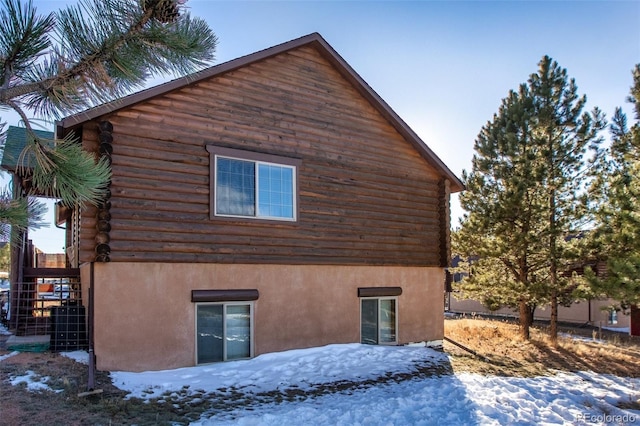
1,318 -> 638,425
444,317 -> 640,378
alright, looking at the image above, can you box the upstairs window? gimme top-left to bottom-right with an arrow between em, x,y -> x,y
207,146 -> 299,221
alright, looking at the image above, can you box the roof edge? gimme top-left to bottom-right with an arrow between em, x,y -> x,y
56,32 -> 463,192
308,37 -> 464,193
56,33 -> 324,130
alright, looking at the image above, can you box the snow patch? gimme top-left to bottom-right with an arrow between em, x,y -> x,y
9,370 -> 61,393
603,326 -> 631,334
6,343 -> 640,425
60,350 -> 90,365
0,322 -> 11,335
0,351 -> 19,362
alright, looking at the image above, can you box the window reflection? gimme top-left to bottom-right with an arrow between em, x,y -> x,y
360,297 -> 397,345
197,303 -> 252,363
216,156 -> 295,220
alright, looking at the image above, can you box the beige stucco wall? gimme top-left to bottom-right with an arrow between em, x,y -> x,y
448,294 -> 631,328
81,263 -> 444,372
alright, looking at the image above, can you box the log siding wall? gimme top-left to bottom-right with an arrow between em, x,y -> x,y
77,46 -> 449,266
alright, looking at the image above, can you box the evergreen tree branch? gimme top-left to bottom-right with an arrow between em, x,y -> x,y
1,0 -> 217,117
0,0 -> 217,233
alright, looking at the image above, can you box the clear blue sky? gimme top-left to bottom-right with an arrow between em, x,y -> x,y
6,0 -> 640,253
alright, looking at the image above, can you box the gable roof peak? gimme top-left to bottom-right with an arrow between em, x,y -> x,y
56,32 -> 463,192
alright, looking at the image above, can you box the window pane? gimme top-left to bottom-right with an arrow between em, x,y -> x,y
257,164 -> 294,219
226,305 -> 251,360
361,299 -> 378,344
197,305 -> 224,363
379,299 -> 396,343
216,158 -> 255,216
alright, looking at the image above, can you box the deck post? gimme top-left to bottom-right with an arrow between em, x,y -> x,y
87,262 -> 96,390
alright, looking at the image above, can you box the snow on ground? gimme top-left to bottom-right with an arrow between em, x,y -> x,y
193,372 -> 640,426
603,326 -> 631,334
61,350 -> 89,365
106,344 -> 640,426
111,344 -> 444,398
0,323 -> 18,362
559,326 -> 631,344
0,350 -> 19,362
9,370 -> 62,393
559,332 -> 607,344
4,334 -> 640,425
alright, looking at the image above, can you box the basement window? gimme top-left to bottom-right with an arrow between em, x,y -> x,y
360,297 -> 397,345
196,302 -> 254,363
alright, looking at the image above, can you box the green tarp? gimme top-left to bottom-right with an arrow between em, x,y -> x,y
1,126 -> 54,172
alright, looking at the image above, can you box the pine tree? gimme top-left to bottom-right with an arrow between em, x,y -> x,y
588,65 -> 640,311
528,56 -> 605,343
455,56 -> 603,340
455,84 -> 550,340
0,238 -> 10,271
0,0 -> 217,231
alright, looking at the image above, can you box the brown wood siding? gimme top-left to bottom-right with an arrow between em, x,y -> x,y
78,46 -> 447,266
438,178 -> 452,267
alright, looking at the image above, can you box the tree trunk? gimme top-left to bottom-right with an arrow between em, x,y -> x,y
529,304 -> 536,326
550,290 -> 558,346
519,300 -> 532,340
547,127 -> 559,345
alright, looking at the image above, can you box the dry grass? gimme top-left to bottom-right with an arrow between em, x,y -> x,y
1,318 -> 638,425
444,317 -> 640,378
0,352 -> 195,425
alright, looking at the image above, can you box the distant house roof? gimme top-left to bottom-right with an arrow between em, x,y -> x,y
1,126 -> 54,172
56,32 -> 464,192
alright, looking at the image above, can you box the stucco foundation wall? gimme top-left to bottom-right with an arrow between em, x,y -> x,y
448,295 -> 630,328
82,263 -> 444,372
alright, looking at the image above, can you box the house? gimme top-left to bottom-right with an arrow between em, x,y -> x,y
448,293 -> 634,330
9,33 -> 464,371
447,255 -> 636,333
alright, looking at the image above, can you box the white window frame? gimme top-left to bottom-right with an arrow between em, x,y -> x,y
360,296 -> 398,345
206,145 -> 302,222
195,301 -> 255,364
